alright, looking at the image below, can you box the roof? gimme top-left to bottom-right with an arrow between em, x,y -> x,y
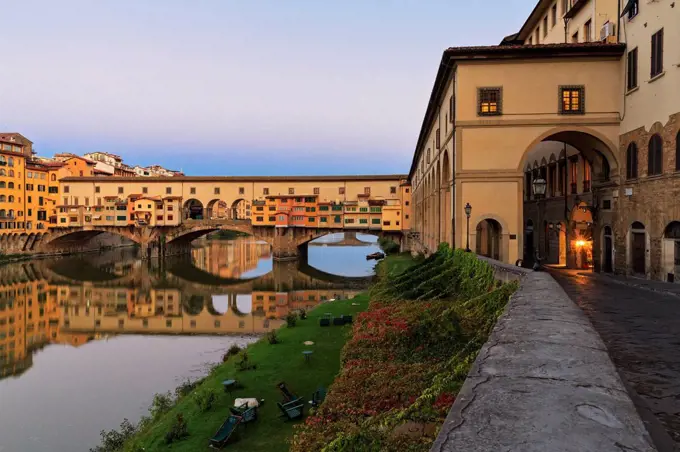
408,42 -> 626,179
61,174 -> 408,182
0,133 -> 32,145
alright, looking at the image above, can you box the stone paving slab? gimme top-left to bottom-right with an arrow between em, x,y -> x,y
431,271 -> 656,452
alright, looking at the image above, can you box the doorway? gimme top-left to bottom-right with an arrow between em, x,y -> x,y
603,226 -> 613,273
630,222 -> 646,275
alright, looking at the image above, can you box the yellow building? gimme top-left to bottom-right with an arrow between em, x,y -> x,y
0,137 -> 27,234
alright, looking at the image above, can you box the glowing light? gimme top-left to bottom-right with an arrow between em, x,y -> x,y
575,240 -> 587,247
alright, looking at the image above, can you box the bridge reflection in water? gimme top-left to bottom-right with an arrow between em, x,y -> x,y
0,236 -> 373,380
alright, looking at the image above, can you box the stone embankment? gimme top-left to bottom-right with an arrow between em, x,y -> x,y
431,260 -> 656,452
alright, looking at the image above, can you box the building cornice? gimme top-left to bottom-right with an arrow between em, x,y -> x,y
60,174 -> 408,183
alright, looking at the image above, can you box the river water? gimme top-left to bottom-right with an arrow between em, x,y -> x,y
0,233 -> 379,452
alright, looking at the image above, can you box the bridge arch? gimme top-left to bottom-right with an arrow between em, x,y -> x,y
230,198 -> 248,220
206,199 -> 229,219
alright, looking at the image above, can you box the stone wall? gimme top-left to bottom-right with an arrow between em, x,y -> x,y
431,268 -> 655,452
616,112 -> 680,280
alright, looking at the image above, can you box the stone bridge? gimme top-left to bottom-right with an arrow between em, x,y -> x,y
38,219 -> 402,260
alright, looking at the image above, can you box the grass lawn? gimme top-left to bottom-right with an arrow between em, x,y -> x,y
132,293 -> 371,451
383,252 -> 419,276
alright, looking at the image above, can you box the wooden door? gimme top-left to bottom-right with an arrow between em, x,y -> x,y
632,232 -> 646,274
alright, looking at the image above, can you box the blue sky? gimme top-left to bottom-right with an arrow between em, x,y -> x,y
0,1 -> 532,175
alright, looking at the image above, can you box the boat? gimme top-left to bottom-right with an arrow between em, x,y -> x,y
366,252 -> 385,260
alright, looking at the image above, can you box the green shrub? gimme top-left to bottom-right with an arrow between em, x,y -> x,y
298,308 -> 307,320
223,344 -> 241,362
237,350 -> 257,371
90,419 -> 137,452
164,414 -> 189,444
286,312 -> 298,327
149,392 -> 174,419
267,330 -> 280,344
174,379 -> 200,398
194,387 -> 218,412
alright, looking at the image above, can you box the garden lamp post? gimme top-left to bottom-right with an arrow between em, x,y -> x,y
532,177 -> 547,270
464,202 -> 472,252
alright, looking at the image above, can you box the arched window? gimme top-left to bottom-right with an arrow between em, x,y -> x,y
51,173 -> 56,181
0,155 -> 5,164
626,142 -> 638,179
0,182 -> 4,189
8,157 -> 13,167
0,195 -> 6,202
676,131 -> 680,171
8,209 -> 14,218
0,209 -> 5,218
7,182 -> 13,189
648,134 -> 663,176
0,169 -> 5,176
8,195 -> 14,202
8,169 -> 13,177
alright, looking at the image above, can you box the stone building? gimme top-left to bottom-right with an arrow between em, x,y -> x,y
409,0 -> 679,281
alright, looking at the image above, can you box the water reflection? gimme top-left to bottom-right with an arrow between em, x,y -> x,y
0,236 -> 376,381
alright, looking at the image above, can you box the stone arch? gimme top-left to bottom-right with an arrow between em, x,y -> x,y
435,160 -> 441,245
230,198 -> 248,220
183,198 -> 204,220
470,214 -> 509,262
441,150 -> 452,246
206,199 -> 228,219
474,217 -> 504,261
516,125 -> 620,175
661,221 -> 680,282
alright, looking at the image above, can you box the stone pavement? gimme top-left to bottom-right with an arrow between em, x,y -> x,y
551,270 -> 680,452
432,271 -> 655,452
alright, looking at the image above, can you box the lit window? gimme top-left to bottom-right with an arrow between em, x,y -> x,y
559,86 -> 585,115
478,88 -> 502,116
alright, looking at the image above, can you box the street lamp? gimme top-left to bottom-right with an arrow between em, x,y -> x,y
532,177 -> 547,270
464,202 -> 472,252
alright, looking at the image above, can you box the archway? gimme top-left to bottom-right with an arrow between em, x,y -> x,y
441,151 -> 451,246
661,221 -> 680,282
521,129 -> 617,270
475,219 -> 502,261
231,199 -> 248,220
206,199 -> 228,219
183,199 -> 204,220
629,221 -> 646,276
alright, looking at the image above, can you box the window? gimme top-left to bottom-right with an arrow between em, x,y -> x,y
449,96 -> 454,122
79,170 -> 83,177
571,31 -> 578,43
95,186 -> 100,193
562,0 -> 569,15
166,187 -> 172,194
535,28 -> 540,44
64,186 -> 70,193
543,16 -> 548,36
288,188 -> 294,195
651,29 -> 664,78
359,219 -> 368,224
256,216 -> 264,222
551,4 -> 557,26
214,187 -> 220,195
190,187 -> 196,194
390,186 -> 397,194
583,19 -> 592,42
648,134 -> 663,176
435,128 -> 440,149
364,187 -> 371,195
626,0 -> 639,20
626,143 -> 638,179
426,148 -> 431,163
559,86 -> 585,114
84,197 -> 89,206
320,217 -> 328,223
339,187 -> 345,195
313,187 -> 320,195
602,199 -> 612,210
478,87 -> 502,116
627,48 -> 638,91
676,131 -> 680,171
142,187 -> 148,194
74,197 -> 79,205
528,36 -> 533,45
167,215 -> 173,221
269,216 -> 275,221
372,218 -> 381,224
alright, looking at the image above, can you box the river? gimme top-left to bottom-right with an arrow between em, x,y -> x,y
0,233 -> 380,452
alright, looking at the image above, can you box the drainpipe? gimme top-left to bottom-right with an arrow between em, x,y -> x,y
617,0 -> 621,42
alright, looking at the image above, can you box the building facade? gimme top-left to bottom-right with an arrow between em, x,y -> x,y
409,0 -> 678,281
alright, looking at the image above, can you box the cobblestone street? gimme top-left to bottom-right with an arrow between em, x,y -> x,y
551,270 -> 680,451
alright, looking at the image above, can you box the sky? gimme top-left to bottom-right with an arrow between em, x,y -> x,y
0,0 -> 533,176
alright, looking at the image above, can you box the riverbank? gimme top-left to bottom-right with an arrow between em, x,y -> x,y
291,245 -> 517,451
100,280 -> 382,451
